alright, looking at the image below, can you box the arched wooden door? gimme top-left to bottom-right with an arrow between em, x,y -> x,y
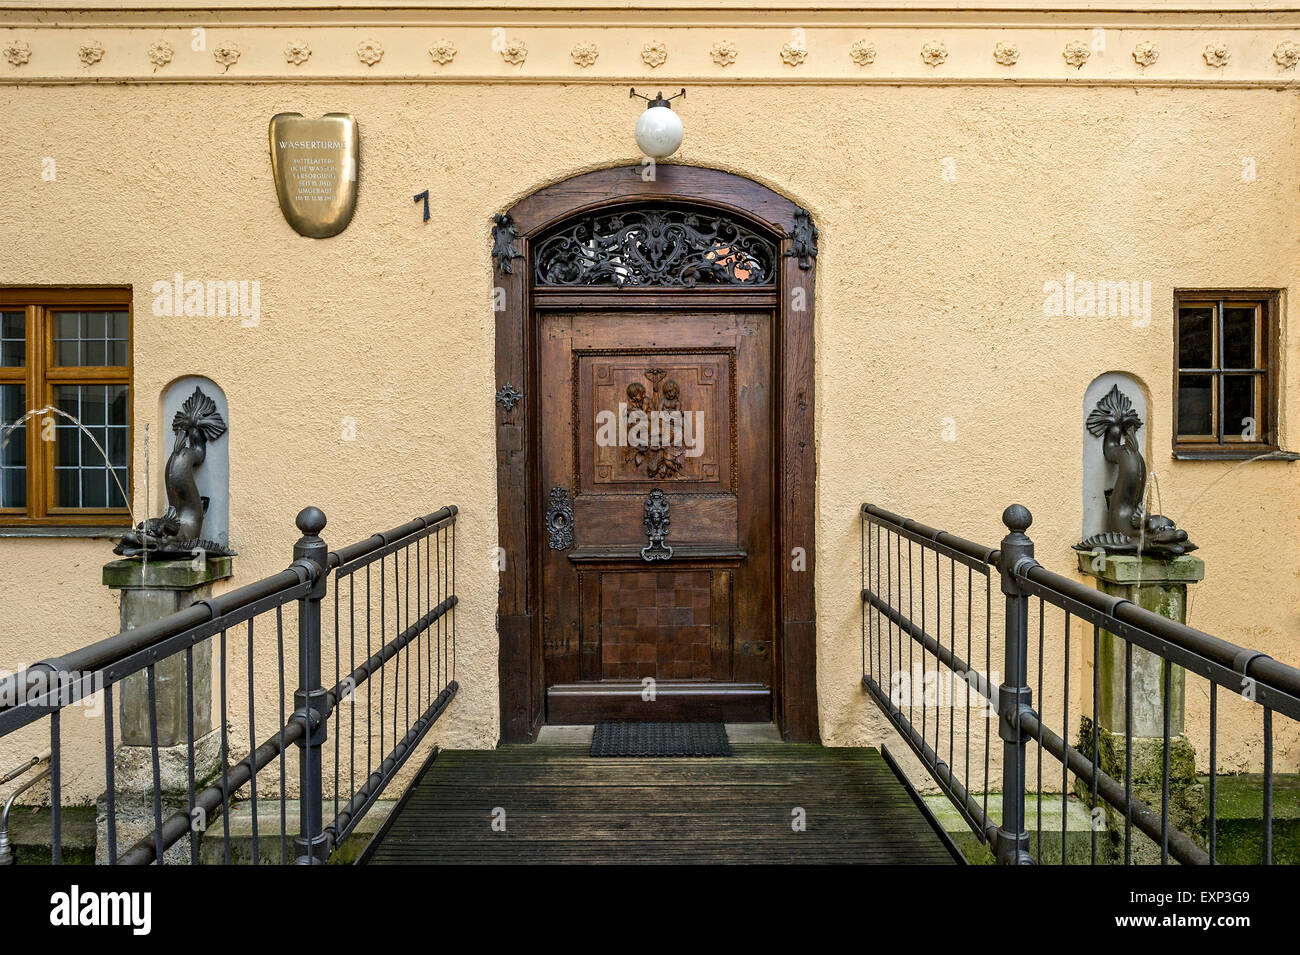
494,166 -> 818,741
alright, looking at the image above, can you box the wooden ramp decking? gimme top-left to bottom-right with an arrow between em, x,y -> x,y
363,740 -> 959,864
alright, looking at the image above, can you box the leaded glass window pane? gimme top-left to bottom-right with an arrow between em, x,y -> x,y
1,311 -> 23,368
52,383 -> 129,509
0,384 -> 25,508
52,310 -> 129,367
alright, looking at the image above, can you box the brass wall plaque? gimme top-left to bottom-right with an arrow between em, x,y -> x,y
269,112 -> 359,238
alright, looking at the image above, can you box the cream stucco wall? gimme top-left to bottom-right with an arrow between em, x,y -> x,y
2,6 -> 1299,803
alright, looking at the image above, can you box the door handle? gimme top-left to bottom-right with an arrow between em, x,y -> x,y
641,488 -> 673,561
545,486 -> 574,551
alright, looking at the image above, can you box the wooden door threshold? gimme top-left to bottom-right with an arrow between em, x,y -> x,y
547,681 -> 771,724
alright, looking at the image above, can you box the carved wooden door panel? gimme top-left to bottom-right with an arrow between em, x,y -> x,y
539,308 -> 773,722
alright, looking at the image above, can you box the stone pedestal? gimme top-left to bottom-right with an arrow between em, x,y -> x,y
1077,552 -> 1206,863
97,556 -> 232,863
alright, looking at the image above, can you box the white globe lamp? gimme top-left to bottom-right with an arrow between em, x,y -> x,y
631,89 -> 685,160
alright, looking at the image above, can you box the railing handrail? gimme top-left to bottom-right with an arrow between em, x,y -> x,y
861,502 -> 999,569
860,499 -> 1300,865
0,506 -> 460,716
862,499 -> 1300,716
1013,558 -> 1300,709
0,502 -> 460,866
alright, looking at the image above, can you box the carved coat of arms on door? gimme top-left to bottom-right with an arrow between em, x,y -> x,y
624,368 -> 688,479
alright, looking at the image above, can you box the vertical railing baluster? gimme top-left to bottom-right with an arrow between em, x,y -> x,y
951,561 -> 961,779
1208,682 -> 1217,865
416,535 -> 423,721
1124,640 -> 1133,864
50,710 -> 61,865
993,505 -> 1034,865
965,565 -> 971,808
875,523 -> 883,688
450,515 -> 456,680
1263,708 -> 1273,865
1091,622 -> 1100,864
428,529 -> 435,698
246,619 -> 259,864
1061,612 -> 1071,865
860,511 -> 866,681
219,629 -> 230,864
438,529 -> 445,691
146,664 -> 164,864
277,605 -> 287,865
1161,658 -> 1171,864
185,646 -> 197,865
292,506 -> 330,865
104,682 -> 117,864
349,574 -> 356,814
920,544 -> 926,746
983,570 -> 990,832
908,539 -> 914,727
1036,599 -> 1044,863
334,565 -> 341,832
404,542 -> 411,735
366,564 -> 372,782
887,529 -> 894,710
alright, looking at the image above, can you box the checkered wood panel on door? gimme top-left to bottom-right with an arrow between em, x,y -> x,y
597,570 -> 716,680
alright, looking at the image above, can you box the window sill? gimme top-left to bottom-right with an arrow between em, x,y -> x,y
0,525 -> 128,540
1171,449 -> 1300,462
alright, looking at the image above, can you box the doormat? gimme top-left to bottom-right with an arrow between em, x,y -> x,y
590,722 -> 731,757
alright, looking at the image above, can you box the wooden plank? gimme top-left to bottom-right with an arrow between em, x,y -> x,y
365,743 -> 956,865
546,681 -> 770,723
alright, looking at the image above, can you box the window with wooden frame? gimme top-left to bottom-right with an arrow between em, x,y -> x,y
1173,292 -> 1280,458
0,288 -> 132,526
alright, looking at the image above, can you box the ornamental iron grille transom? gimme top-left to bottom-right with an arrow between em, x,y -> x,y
533,204 -> 778,287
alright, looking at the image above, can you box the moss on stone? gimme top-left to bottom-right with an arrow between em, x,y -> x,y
7,804 -> 96,865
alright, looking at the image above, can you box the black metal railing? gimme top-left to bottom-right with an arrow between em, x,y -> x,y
861,502 -> 1300,865
0,504 -> 458,865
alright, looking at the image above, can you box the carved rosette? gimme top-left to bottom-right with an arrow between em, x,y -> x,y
356,38 -> 384,66
213,41 -> 241,69
428,38 -> 456,65
1132,41 -> 1160,67
849,39 -> 876,66
780,42 -> 807,67
1062,40 -> 1090,69
1274,40 -> 1300,69
501,38 -> 528,65
495,381 -> 523,413
284,39 -> 312,66
993,41 -> 1019,66
147,40 -> 174,68
641,40 -> 667,68
920,41 -> 948,67
78,39 -> 105,67
570,41 -> 599,68
1203,42 -> 1230,68
711,40 -> 738,66
4,40 -> 32,67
